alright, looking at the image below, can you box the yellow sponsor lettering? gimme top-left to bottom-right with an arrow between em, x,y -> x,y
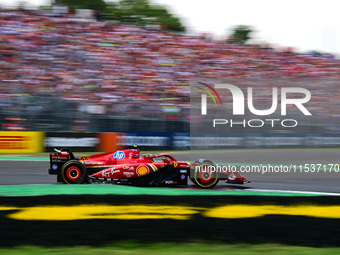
5,204 -> 340,221
8,205 -> 201,221
0,206 -> 20,211
204,205 -> 340,219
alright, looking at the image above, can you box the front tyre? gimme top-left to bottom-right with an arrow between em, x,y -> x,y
190,160 -> 219,188
61,160 -> 87,184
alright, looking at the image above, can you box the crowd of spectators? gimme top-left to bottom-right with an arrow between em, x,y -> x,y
0,8 -> 340,131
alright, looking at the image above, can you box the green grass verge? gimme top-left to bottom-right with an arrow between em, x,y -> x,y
1,243 -> 340,255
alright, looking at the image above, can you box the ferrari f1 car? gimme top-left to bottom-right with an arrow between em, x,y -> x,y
48,146 -> 249,188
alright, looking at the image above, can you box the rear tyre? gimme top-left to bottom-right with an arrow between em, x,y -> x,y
190,160 -> 219,188
61,160 -> 87,184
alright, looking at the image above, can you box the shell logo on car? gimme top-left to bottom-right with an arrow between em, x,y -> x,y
136,165 -> 149,176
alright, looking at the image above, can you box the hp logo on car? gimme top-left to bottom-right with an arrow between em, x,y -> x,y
114,151 -> 125,159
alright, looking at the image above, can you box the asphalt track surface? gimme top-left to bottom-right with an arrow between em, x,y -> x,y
1,149 -> 340,193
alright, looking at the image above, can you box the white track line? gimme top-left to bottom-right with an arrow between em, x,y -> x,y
248,188 -> 340,196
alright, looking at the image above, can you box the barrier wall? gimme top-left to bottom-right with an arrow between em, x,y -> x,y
97,133 -> 122,152
1,131 -> 340,153
0,131 -> 44,153
44,132 -> 99,152
44,132 -> 124,152
190,134 -> 340,149
116,132 -> 190,150
43,131 -> 190,151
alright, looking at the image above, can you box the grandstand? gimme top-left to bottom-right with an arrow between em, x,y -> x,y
0,8 -> 339,132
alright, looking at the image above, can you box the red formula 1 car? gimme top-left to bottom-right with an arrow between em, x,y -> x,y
48,146 -> 249,188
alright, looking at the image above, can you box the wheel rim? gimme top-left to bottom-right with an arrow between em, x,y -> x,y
199,170 -> 214,183
66,166 -> 81,181
195,163 -> 218,187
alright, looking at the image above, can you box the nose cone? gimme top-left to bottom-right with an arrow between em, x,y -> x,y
227,172 -> 250,184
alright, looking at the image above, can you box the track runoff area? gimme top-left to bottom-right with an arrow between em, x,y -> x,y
1,149 -> 340,247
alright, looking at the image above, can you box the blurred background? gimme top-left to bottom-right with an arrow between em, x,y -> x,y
0,0 -> 339,152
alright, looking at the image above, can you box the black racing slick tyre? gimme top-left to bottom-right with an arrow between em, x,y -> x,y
190,159 -> 219,188
61,160 -> 87,184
